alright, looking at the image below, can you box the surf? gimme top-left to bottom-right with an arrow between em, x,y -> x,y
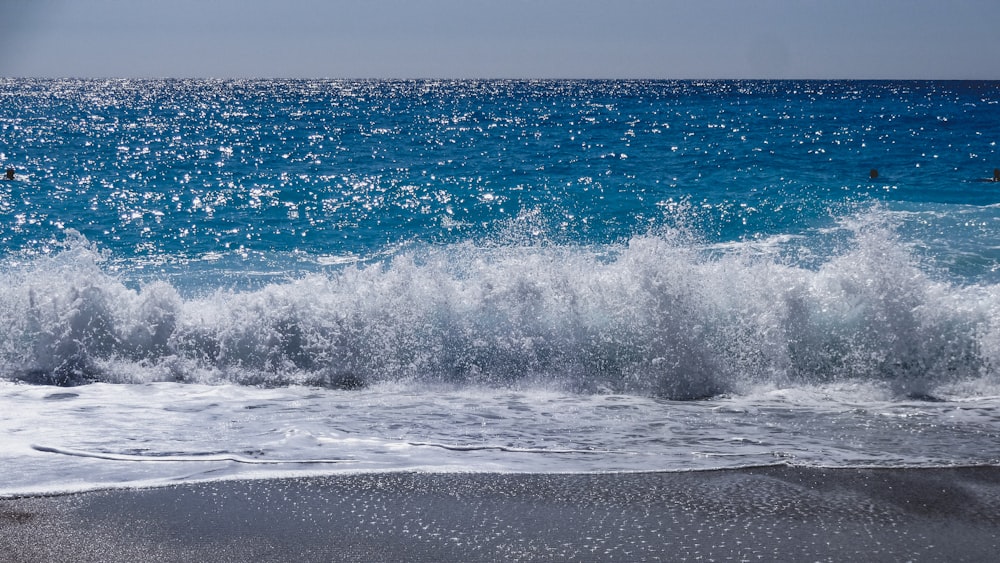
1,207 -> 996,401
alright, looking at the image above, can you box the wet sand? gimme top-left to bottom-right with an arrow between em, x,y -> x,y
2,466 -> 999,562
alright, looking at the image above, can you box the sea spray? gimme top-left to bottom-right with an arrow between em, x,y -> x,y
2,210 -> 995,399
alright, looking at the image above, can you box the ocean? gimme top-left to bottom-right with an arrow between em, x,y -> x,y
1,79 -> 999,496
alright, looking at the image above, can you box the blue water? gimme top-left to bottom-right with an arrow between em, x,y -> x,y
2,79 -> 1000,494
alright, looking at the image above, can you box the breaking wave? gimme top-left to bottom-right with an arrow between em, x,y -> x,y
1,210 -> 998,400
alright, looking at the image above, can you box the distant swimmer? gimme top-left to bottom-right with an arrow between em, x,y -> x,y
973,169 -> 1000,182
869,168 -> 878,180
3,167 -> 13,181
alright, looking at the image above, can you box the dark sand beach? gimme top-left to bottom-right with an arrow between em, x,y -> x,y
2,466 -> 999,562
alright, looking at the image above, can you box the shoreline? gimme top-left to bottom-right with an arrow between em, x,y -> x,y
3,466 -> 1000,562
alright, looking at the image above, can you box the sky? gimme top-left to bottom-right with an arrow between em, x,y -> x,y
2,0 -> 999,79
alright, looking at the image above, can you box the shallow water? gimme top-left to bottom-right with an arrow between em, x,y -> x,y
2,380 -> 999,495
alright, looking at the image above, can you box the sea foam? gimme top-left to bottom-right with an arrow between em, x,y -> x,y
1,210 -> 997,400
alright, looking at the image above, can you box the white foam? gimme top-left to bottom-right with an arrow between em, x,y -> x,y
2,380 -> 998,497
1,209 -> 998,400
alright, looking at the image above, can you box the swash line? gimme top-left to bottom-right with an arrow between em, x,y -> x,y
31,444 -> 355,464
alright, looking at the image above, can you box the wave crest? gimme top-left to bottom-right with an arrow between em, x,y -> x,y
1,216 -> 997,399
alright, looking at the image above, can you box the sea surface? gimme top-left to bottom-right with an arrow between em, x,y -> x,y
2,79 -> 999,496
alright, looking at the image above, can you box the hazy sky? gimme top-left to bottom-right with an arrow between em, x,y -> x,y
2,0 -> 999,79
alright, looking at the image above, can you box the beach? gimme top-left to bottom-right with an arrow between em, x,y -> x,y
3,466 -> 999,562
